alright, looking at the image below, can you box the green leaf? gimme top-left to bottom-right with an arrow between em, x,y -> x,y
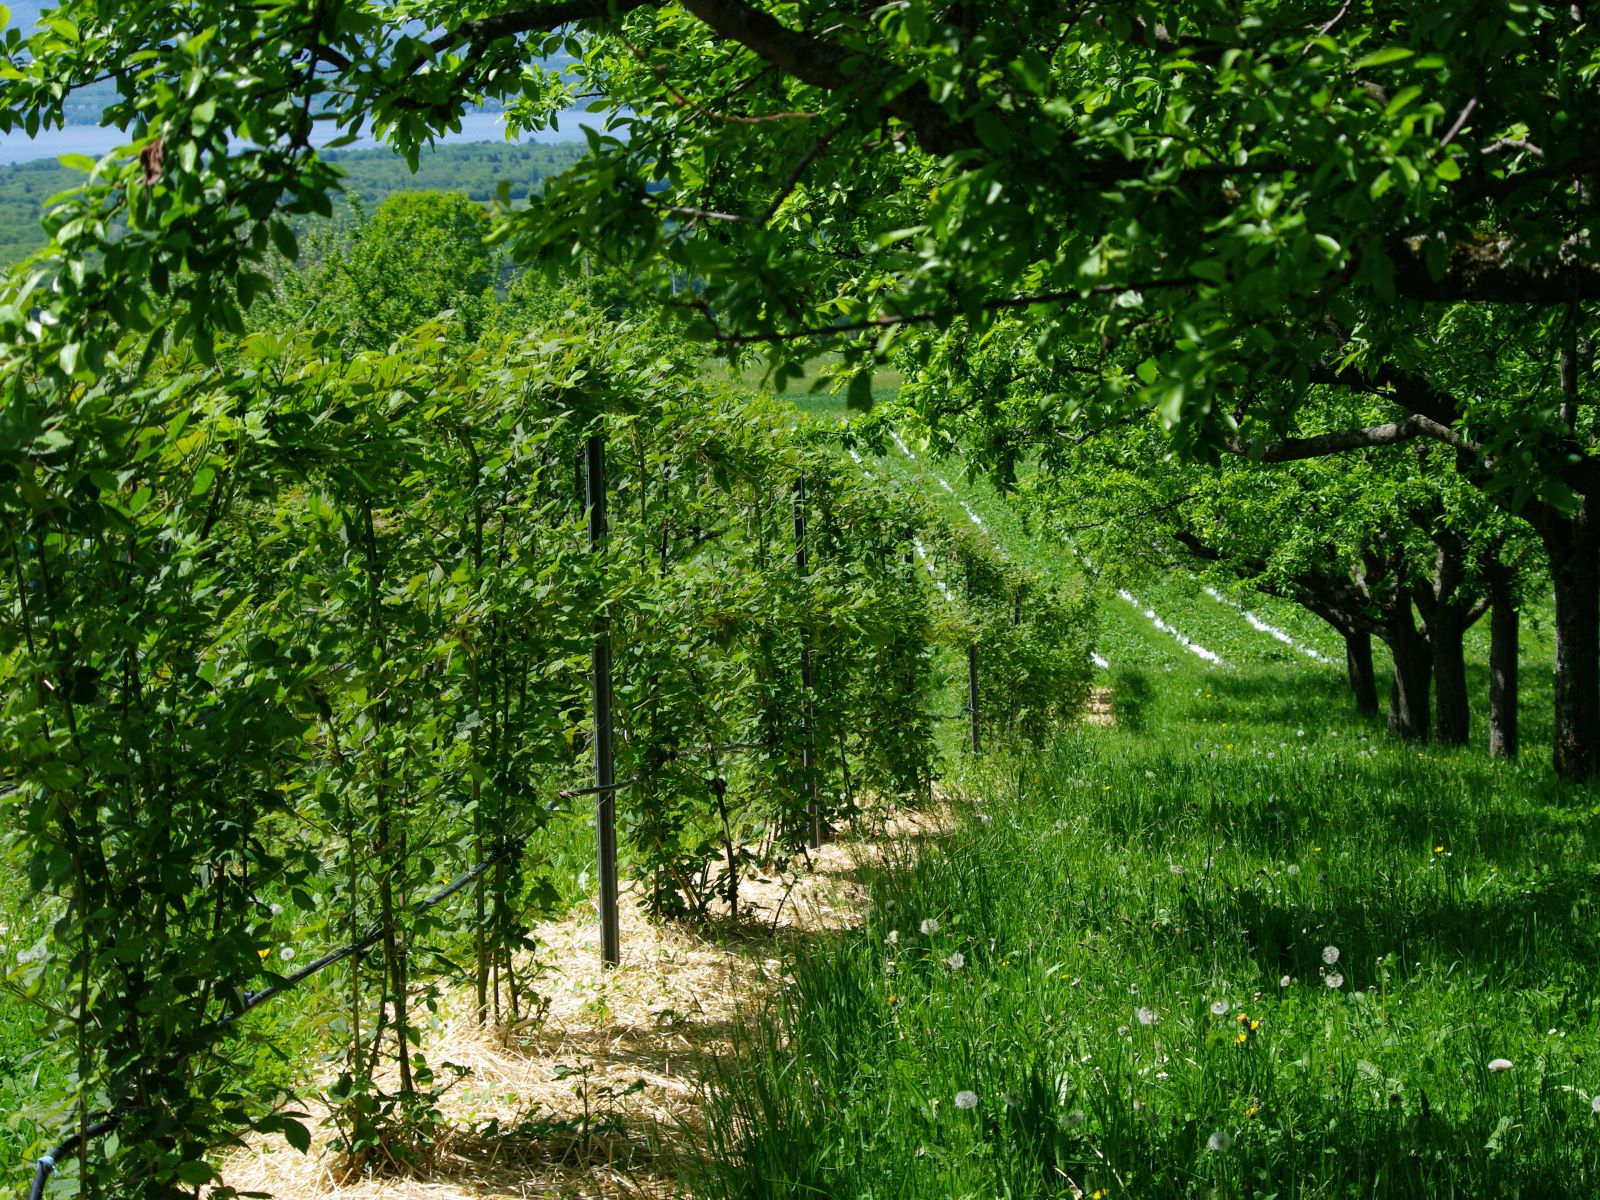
269,220 -> 299,263
1352,47 -> 1414,69
1434,156 -> 1462,182
57,152 -> 95,171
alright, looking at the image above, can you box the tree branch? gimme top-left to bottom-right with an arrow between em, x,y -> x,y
1230,413 -> 1476,463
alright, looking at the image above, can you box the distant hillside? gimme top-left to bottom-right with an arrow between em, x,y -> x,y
0,139 -> 588,267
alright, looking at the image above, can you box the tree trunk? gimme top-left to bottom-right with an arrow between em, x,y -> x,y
1344,630 -> 1379,716
1384,620 -> 1432,742
1487,568 -> 1519,759
1430,608 -> 1470,746
1544,508 -> 1600,780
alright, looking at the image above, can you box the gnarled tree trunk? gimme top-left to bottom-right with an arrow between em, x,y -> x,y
1383,618 -> 1432,742
1487,565 -> 1519,759
1344,629 -> 1378,716
1544,507 -> 1600,780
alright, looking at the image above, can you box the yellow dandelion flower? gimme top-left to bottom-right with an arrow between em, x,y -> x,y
1235,1032 -> 1248,1044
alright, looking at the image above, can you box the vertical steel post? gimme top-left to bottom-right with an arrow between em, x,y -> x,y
794,477 -> 822,849
966,562 -> 980,754
968,644 -> 981,754
586,434 -> 621,968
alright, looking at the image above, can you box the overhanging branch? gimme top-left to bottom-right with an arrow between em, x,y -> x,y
1231,413 -> 1477,462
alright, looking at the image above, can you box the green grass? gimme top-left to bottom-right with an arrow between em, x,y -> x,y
700,672 -> 1600,1198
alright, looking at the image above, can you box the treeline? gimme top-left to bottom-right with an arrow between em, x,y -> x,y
0,141 -> 586,267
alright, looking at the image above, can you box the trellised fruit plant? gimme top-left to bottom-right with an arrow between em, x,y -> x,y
0,297 -> 1094,1195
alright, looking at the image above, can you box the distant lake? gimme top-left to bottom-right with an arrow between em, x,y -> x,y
0,109 -> 608,166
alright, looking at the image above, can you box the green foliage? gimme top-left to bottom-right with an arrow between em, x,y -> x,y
921,521 -> 1096,746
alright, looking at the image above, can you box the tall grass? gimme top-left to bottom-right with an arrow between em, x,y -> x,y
699,665 -> 1600,1198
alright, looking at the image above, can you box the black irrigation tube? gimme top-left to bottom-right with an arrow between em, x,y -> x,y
23,778 -> 634,1200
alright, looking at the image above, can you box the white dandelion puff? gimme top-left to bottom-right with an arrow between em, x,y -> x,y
954,1090 -> 979,1110
1325,972 -> 1344,989
1286,864 -> 1300,876
945,951 -> 966,970
1322,945 -> 1340,965
1591,1095 -> 1600,1115
1136,1006 -> 1157,1026
1206,1130 -> 1232,1152
268,902 -> 283,917
1279,975 -> 1292,988
1488,1058 -> 1514,1072
279,946 -> 295,962
887,929 -> 899,946
920,918 -> 939,936
1210,1000 -> 1229,1016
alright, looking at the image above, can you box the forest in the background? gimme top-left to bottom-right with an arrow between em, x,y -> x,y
0,141 -> 587,267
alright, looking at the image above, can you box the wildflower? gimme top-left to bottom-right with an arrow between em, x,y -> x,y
1296,729 -> 1305,738
1286,864 -> 1300,876
1592,1095 -> 1600,1115
920,918 -> 939,936
268,902 -> 283,917
1326,972 -> 1344,989
1064,1108 -> 1087,1128
1210,1000 -> 1229,1016
1488,1058 -> 1514,1072
1322,945 -> 1340,965
954,1090 -> 979,1110
1206,1130 -> 1232,1152
1136,1006 -> 1157,1026
945,951 -> 966,970
257,948 -> 270,961
1235,1032 -> 1248,1044
1280,975 -> 1292,988
1434,845 -> 1444,854
279,946 -> 295,962
887,929 -> 899,946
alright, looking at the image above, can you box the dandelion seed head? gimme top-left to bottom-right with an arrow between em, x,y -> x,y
954,1090 -> 979,1110
945,951 -> 966,970
1206,1130 -> 1232,1152
887,929 -> 899,945
1168,864 -> 1185,875
1286,864 -> 1300,876
920,918 -> 939,936
1280,975 -> 1292,988
1322,945 -> 1341,965
1591,1095 -> 1600,1115
1136,1006 -> 1157,1026
1210,1000 -> 1229,1016
1325,972 -> 1344,989
268,903 -> 283,917
279,946 -> 295,962
1488,1058 -> 1514,1073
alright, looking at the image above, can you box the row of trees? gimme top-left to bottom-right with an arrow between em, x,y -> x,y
894,318 -> 1543,757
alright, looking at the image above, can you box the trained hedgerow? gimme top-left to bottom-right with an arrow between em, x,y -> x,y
0,311 -> 945,1196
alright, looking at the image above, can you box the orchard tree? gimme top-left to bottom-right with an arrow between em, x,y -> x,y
3,2 -> 1597,767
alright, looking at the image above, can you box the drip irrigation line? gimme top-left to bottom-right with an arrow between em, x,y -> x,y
24,787 -> 580,1200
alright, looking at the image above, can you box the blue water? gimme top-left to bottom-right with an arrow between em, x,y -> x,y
0,109 -> 607,166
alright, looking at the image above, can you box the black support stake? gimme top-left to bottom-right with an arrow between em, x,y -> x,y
794,477 -> 822,849
968,644 -> 981,753
586,434 -> 621,968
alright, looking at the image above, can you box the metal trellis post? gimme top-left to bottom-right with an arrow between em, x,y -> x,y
586,434 -> 621,967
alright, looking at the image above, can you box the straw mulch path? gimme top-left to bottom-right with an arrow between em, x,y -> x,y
219,804 -> 947,1200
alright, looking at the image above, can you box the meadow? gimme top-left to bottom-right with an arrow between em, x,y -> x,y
694,416 -> 1600,1199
